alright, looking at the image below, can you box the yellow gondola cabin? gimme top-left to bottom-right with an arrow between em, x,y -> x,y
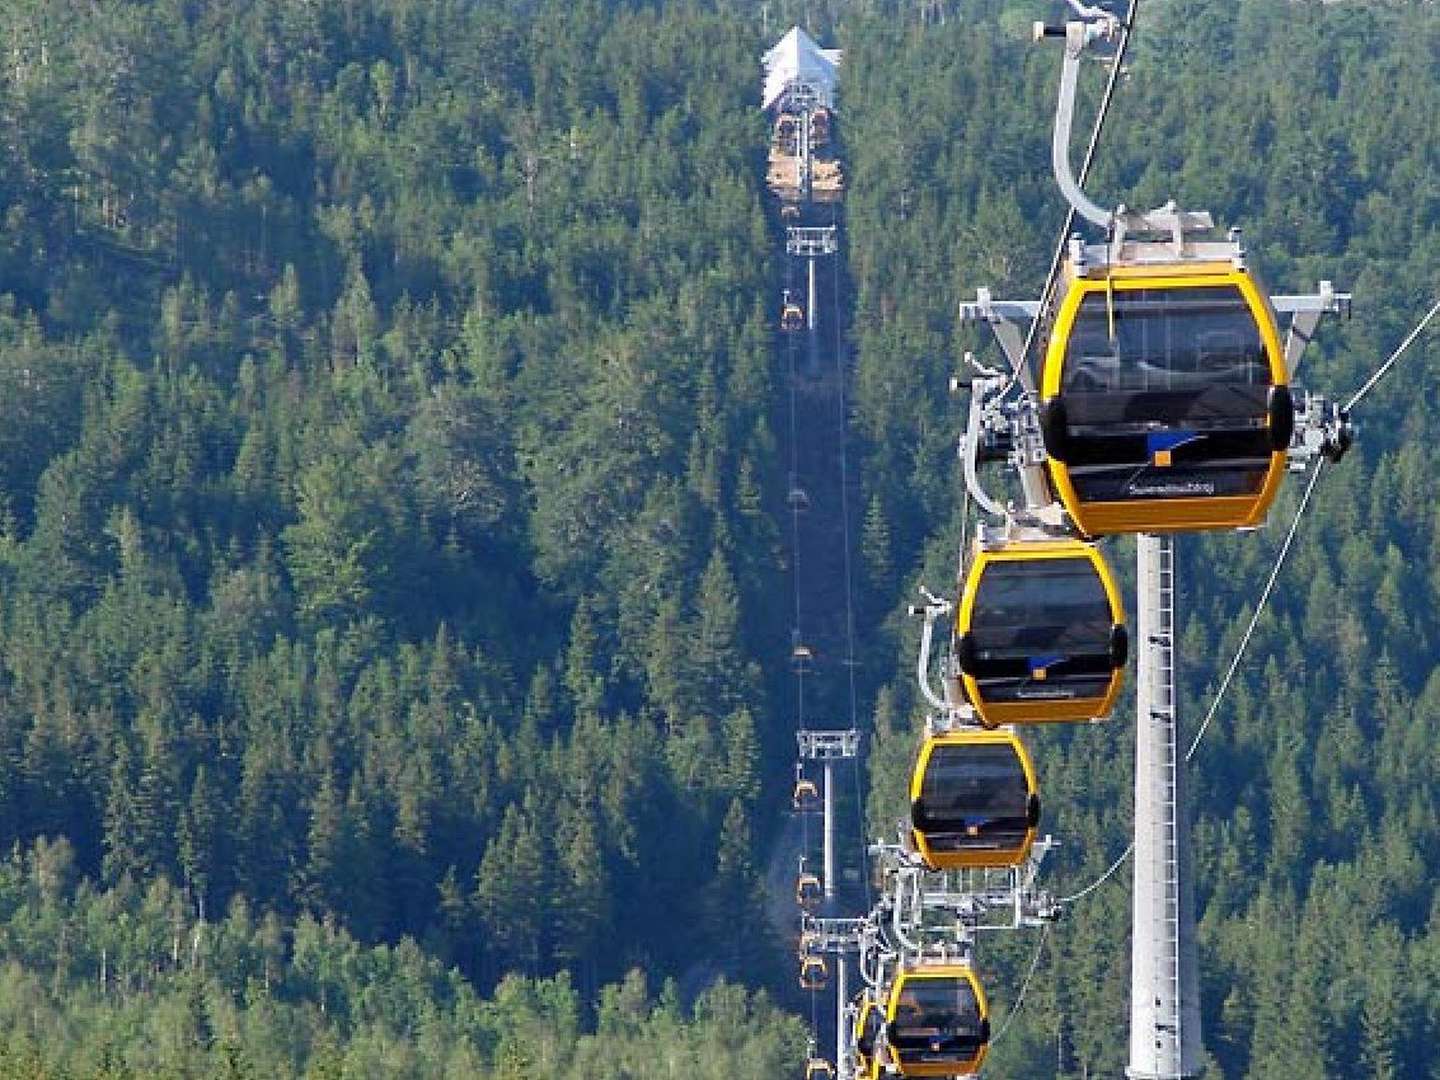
884,964 -> 990,1078
909,729 -> 1040,870
1038,261 -> 1293,535
956,538 -> 1126,726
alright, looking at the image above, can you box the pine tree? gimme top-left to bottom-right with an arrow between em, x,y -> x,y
860,493 -> 893,609
720,707 -> 761,804
645,595 -> 688,732
103,739 -> 149,886
300,773 -> 344,918
475,802 -> 550,977
178,766 -> 220,917
282,453 -> 383,629
693,546 -> 747,718
564,597 -> 606,720
552,805 -> 610,992
435,865 -> 472,971
705,798 -> 767,977
330,258 -> 380,371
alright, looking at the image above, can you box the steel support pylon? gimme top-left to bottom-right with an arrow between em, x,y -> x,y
807,256 -> 818,332
823,760 -> 836,899
1129,534 -> 1202,1078
799,730 -> 858,902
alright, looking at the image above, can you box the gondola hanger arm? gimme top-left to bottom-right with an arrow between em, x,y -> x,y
1039,6 -> 1216,252
1271,280 -> 1351,378
957,290 -> 1040,391
909,586 -> 954,714
1041,18 -> 1120,231
1063,0 -> 1120,21
960,371 -> 1009,519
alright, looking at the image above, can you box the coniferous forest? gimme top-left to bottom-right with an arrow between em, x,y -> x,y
0,0 -> 1438,1076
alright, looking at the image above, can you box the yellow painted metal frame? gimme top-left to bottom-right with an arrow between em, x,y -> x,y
853,995 -> 883,1080
884,964 -> 990,1078
1040,262 -> 1289,535
909,729 -> 1038,870
957,539 -> 1125,726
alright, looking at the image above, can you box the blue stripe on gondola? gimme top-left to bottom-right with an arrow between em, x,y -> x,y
1146,430 -> 1201,453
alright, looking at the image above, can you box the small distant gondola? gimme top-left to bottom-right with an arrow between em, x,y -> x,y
956,538 -> 1126,726
781,290 -> 805,332
793,774 -> 820,812
800,953 -> 828,991
796,869 -> 823,909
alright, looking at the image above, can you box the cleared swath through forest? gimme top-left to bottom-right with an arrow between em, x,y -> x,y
759,50 -> 870,1063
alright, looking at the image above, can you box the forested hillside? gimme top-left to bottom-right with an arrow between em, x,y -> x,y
0,0 -> 803,1072
1,0 -> 1439,1076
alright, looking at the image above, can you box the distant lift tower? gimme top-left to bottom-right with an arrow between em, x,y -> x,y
804,915 -> 866,1080
797,727 -> 860,902
788,226 -> 838,333
798,728 -> 861,1078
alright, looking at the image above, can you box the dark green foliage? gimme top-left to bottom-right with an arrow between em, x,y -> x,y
0,840 -> 805,1077
0,0 -> 784,1015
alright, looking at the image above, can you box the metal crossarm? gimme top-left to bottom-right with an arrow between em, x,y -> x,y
797,729 -> 861,759
787,226 -> 839,257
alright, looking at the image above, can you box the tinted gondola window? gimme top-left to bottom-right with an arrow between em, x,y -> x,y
1063,286 -> 1268,396
971,560 -> 1112,653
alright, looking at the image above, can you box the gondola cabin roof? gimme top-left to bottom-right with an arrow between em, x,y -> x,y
1038,259 -> 1291,535
956,538 -> 1126,727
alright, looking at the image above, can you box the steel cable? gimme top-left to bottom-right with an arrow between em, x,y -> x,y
1184,287 -> 1440,780
1062,458 -> 1327,905
1345,292 -> 1440,412
828,202 -> 875,915
784,261 -> 816,1038
1005,0 -> 1143,399
832,211 -> 861,733
851,752 -> 872,912
787,273 -> 807,735
988,924 -> 1052,1046
1058,842 -> 1132,905
1185,459 -> 1326,761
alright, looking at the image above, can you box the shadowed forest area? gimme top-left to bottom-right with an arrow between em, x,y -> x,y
0,0 -> 1437,1075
